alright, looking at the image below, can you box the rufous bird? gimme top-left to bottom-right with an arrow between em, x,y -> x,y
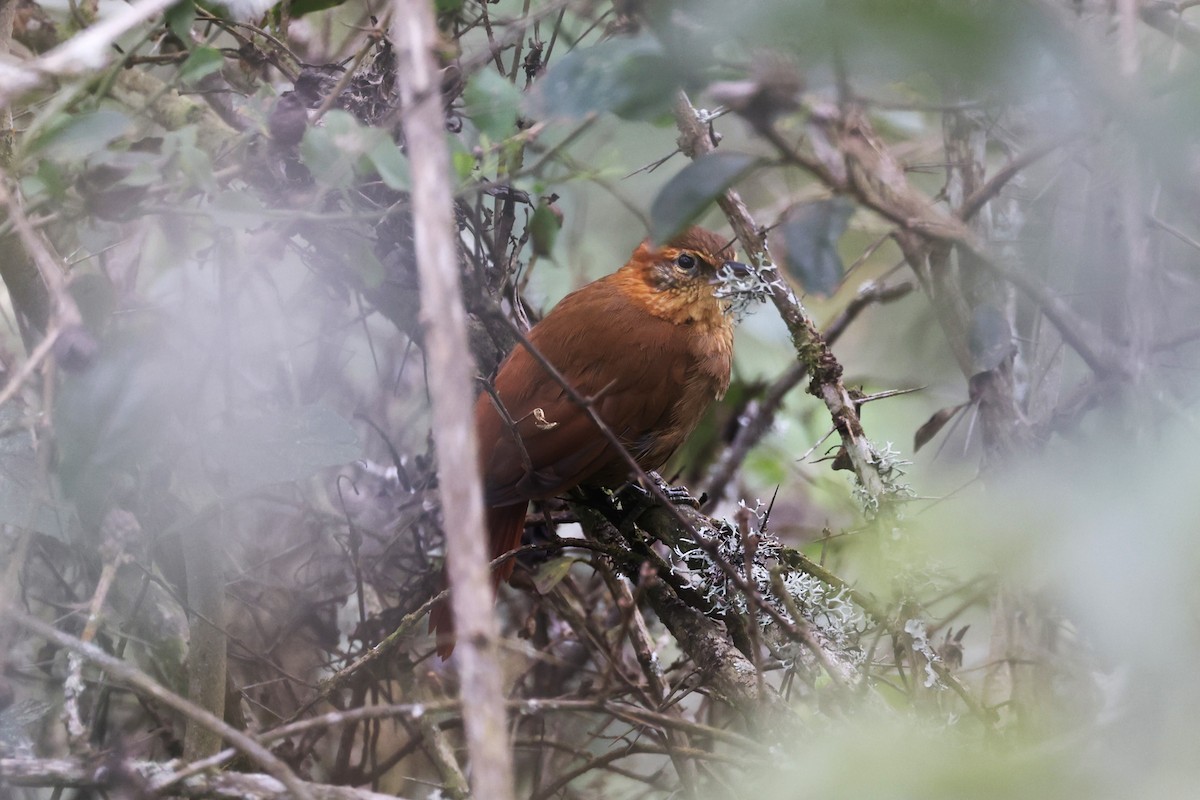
430,226 -> 750,658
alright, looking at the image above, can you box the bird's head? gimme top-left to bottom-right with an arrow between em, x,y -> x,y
615,227 -> 753,330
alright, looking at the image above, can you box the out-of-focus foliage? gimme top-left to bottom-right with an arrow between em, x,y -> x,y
1,0 -> 1199,798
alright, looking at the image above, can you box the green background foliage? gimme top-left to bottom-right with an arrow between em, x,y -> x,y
1,0 -> 1199,798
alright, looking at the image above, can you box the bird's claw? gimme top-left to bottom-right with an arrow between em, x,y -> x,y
647,472 -> 701,508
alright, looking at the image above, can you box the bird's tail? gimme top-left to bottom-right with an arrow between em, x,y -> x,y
429,502 -> 528,660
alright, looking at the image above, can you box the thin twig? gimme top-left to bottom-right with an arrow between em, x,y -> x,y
8,610 -> 317,800
673,93 -> 893,505
703,279 -> 914,503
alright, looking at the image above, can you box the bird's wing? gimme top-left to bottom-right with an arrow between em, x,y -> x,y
478,287 -> 695,507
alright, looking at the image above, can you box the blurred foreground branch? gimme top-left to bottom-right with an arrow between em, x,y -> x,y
391,0 -> 516,797
0,0 -> 179,104
8,610 -> 316,800
0,756 -> 407,799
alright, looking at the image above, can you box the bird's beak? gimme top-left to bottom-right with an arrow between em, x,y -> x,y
712,260 -> 753,283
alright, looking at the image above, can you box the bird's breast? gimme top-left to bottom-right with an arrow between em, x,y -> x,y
477,278 -> 735,502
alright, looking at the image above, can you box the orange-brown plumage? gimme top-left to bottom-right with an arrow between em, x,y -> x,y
430,227 -> 746,657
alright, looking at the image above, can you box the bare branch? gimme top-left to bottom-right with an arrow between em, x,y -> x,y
0,0 -> 180,104
391,1 -> 516,798
704,279 -> 914,504
673,92 -> 894,506
7,610 -> 316,800
0,755 -> 409,799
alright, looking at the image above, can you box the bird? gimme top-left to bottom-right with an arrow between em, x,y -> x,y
430,226 -> 750,658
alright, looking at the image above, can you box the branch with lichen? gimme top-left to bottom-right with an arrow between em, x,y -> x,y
755,102 -> 1124,379
673,92 -> 905,512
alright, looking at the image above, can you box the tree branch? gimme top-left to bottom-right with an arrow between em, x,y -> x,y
7,610 -> 316,800
673,93 -> 894,508
0,755 -> 408,799
0,0 -> 180,104
391,1 -> 516,798
703,279 -> 914,504
756,108 -> 1125,377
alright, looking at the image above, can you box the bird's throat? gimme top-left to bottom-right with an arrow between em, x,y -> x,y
608,269 -> 730,333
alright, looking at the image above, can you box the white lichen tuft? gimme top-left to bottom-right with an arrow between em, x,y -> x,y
712,261 -> 781,322
852,440 -> 916,515
670,500 -> 866,665
904,618 -> 945,689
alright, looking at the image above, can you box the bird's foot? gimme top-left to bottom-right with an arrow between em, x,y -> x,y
646,472 -> 702,508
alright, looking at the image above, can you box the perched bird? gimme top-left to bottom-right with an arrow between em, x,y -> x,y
431,226 -> 750,657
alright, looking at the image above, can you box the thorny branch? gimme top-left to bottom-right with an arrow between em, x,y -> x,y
673,93 -> 895,510
703,279 -> 914,504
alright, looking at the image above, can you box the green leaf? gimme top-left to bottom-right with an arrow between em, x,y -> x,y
207,189 -> 270,228
285,0 -> 347,19
54,329 -> 185,526
349,237 -> 386,290
716,0 -> 1034,91
165,0 -> 196,42
532,557 -> 580,594
300,110 -> 394,189
532,35 -> 684,121
450,137 -> 476,181
775,198 -> 855,296
25,160 -> 68,201
529,203 -> 561,257
649,152 -> 758,244
464,70 -> 522,141
300,113 -> 359,189
368,137 -> 411,190
32,109 -> 133,160
179,46 -> 225,82
202,405 -> 360,497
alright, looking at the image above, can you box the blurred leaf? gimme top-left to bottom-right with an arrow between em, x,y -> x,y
650,152 -> 758,244
69,272 -> 117,335
0,406 -> 66,536
368,137 -> 411,190
163,127 -> 217,192
165,0 -> 195,41
720,0 -> 1036,92
32,109 -> 133,160
914,403 -> 965,453
464,69 -> 522,141
451,141 -> 475,181
775,198 -> 855,296
350,238 -> 386,290
968,304 -> 1012,373
532,35 -> 684,121
283,0 -> 346,19
207,189 -> 270,228
435,0 -> 463,11
301,110 -> 403,189
203,405 -> 360,497
55,329 -> 185,527
532,557 -> 580,594
300,111 -> 366,188
529,203 -> 562,257
179,46 -> 224,82
24,159 -> 68,202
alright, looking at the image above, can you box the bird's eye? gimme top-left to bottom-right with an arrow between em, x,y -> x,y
676,253 -> 698,271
